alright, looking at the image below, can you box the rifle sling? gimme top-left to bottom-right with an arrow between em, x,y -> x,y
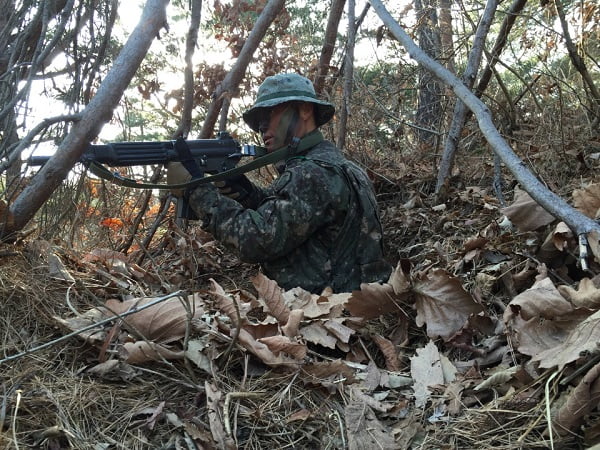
87,130 -> 324,190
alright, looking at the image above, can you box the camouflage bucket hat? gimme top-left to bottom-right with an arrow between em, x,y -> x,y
243,73 -> 335,132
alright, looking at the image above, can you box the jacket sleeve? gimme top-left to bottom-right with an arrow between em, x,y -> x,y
189,160 -> 348,263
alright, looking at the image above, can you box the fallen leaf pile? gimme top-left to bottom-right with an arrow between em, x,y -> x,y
3,181 -> 600,448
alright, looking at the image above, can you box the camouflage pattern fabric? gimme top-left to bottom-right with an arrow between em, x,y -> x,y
188,139 -> 392,293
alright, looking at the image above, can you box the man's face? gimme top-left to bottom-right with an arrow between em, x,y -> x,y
257,103 -> 295,152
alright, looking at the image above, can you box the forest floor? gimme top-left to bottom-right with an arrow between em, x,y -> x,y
0,144 -> 599,449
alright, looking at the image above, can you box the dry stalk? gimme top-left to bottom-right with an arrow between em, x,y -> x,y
224,391 -> 266,436
12,389 -> 22,450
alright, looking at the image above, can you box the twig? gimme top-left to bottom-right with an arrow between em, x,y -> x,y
224,392 -> 265,436
0,290 -> 185,365
560,352 -> 600,386
334,408 -> 346,449
12,389 -> 22,450
545,369 -> 561,450
219,285 -> 242,364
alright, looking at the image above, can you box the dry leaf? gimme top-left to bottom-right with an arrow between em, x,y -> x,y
281,309 -> 304,338
371,334 -> 401,371
413,269 -> 483,341
553,361 -> 600,435
302,360 -> 357,390
573,183 -> 600,219
474,366 -> 518,391
504,277 -> 575,323
121,341 -> 184,364
346,282 -> 401,319
388,262 -> 412,296
252,273 -> 290,323
286,409 -> 312,423
410,341 -> 445,408
105,294 -> 204,343
210,279 -> 241,326
283,288 -> 348,319
501,186 -> 556,231
558,278 -> 600,309
512,314 -> 587,358
504,277 -> 592,357
185,338 -> 213,374
533,309 -> 600,369
344,401 -> 396,450
322,319 -> 355,344
300,322 -> 338,349
236,328 -> 302,367
258,335 -> 307,360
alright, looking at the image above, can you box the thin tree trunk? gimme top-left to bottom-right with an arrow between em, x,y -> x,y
474,0 -> 527,101
1,0 -> 170,240
438,0 -> 455,73
313,0 -> 346,95
414,0 -> 443,146
435,0 -> 499,196
553,0 -> 600,128
337,0 -> 356,151
199,0 -> 285,138
369,0 -> 600,239
173,0 -> 203,139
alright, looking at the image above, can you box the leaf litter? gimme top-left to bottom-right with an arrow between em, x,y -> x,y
0,179 -> 599,449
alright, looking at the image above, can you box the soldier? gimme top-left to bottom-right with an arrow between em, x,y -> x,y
177,73 -> 391,293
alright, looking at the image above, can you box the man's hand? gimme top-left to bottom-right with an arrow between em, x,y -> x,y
166,162 -> 192,197
215,175 -> 263,209
214,175 -> 254,201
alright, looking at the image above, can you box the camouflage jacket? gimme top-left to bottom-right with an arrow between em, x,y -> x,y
188,138 -> 392,293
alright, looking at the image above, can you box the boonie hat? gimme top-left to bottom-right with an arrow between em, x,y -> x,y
243,73 -> 335,132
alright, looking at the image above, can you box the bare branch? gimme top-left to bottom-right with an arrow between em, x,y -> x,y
199,0 -> 286,138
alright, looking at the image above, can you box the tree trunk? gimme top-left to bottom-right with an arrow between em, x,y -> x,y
313,0 -> 346,95
173,0 -> 203,139
435,0 -> 499,196
0,0 -> 170,241
337,0 -> 356,151
414,0 -> 443,146
369,0 -> 600,240
438,0 -> 455,73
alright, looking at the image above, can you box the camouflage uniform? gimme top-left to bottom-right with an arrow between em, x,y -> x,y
188,136 -> 392,293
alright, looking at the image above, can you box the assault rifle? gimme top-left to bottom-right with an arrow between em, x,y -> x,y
28,132 -> 258,219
